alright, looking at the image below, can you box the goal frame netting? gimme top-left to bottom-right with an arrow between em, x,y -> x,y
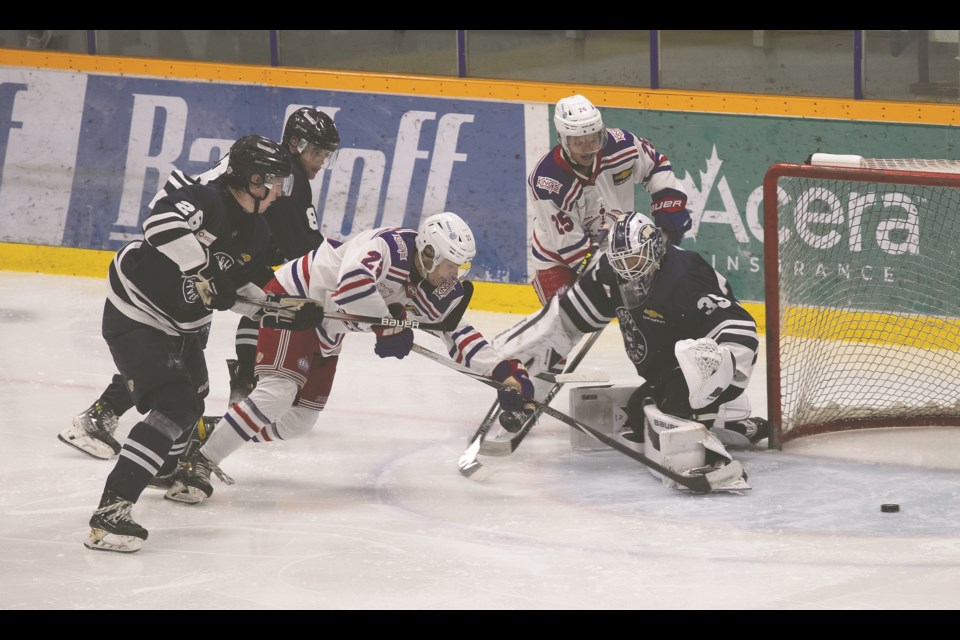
763,155 -> 960,448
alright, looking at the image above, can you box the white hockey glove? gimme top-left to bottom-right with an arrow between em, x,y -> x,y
675,338 -> 734,410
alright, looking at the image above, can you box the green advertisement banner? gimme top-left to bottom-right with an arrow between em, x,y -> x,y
598,108 -> 960,303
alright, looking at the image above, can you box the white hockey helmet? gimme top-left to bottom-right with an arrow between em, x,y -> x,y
554,94 -> 607,158
609,211 -> 665,299
416,212 -> 477,282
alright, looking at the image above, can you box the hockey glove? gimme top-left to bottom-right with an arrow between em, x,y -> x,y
191,262 -> 237,311
373,303 -> 414,359
650,187 -> 692,245
259,294 -> 325,331
492,359 -> 536,415
532,265 -> 576,305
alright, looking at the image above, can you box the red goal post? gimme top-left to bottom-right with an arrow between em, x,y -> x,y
763,153 -> 960,448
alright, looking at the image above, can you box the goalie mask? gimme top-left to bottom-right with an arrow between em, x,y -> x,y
609,212 -> 665,306
415,212 -> 476,286
554,94 -> 607,165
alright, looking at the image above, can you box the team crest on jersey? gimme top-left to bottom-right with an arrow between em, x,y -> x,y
213,252 -> 234,271
612,168 -> 633,185
298,357 -> 310,372
392,233 -> 408,261
536,176 -> 563,195
256,352 -> 264,363
616,307 -> 647,365
609,128 -> 625,143
434,279 -> 457,299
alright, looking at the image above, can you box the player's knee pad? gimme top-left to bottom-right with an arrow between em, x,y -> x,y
242,373 -> 300,424
273,406 -> 319,440
143,382 -> 202,439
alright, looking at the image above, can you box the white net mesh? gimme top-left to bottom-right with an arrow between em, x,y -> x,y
769,162 -> 960,441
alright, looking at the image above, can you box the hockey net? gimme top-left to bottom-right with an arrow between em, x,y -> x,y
764,153 -> 960,446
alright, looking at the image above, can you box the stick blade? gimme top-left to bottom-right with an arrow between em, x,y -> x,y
458,459 -> 493,481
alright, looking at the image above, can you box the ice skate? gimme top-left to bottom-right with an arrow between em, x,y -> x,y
58,400 -> 121,459
84,491 -> 147,553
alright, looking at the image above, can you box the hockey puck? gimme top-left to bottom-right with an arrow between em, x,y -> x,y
881,503 -> 900,513
498,411 -> 525,433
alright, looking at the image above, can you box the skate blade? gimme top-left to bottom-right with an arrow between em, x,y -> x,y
58,429 -> 116,460
84,529 -> 143,553
163,482 -> 209,505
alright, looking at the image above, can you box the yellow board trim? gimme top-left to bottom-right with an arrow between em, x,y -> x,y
2,48 -> 958,126
0,242 -> 766,331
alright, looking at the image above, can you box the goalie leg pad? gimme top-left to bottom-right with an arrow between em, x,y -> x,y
643,402 -> 749,491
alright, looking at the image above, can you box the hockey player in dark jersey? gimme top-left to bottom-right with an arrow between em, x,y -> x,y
82,135 -> 322,553
59,108 -> 341,460
493,211 -> 769,452
163,212 -> 537,506
227,107 -> 341,406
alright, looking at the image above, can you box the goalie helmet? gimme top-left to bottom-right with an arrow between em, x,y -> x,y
416,212 -> 476,283
554,94 -> 607,160
609,211 -> 665,302
225,135 -> 293,197
283,107 -> 341,167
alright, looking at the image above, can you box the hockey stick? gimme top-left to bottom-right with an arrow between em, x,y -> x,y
460,232 -> 611,477
235,294 -> 445,331
237,295 -> 604,385
479,326 -> 605,457
411,342 -> 731,493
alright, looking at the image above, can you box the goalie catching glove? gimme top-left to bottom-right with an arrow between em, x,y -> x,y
258,294 -> 325,331
492,359 -> 536,415
373,303 -> 414,359
675,337 -> 735,410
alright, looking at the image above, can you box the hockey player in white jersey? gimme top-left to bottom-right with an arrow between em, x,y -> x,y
528,93 -> 691,305
164,212 -> 537,505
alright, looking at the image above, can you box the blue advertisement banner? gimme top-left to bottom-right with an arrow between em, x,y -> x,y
0,69 -> 529,282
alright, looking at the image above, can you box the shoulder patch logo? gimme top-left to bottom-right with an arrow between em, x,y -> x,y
612,168 -> 633,185
536,176 -> 563,195
609,128 -> 626,143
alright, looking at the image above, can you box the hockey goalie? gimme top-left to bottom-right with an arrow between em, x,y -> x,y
493,211 -> 768,491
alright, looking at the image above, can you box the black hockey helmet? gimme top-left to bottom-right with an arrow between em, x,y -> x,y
283,107 -> 340,154
225,134 -> 293,195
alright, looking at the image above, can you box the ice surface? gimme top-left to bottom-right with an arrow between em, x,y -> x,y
2,272 -> 960,610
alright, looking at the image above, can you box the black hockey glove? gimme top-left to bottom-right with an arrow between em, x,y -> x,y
191,262 -> 237,311
260,294 -> 325,331
492,359 -> 536,415
373,303 -> 414,359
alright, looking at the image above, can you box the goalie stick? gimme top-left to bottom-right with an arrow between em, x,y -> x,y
411,342 -> 738,493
